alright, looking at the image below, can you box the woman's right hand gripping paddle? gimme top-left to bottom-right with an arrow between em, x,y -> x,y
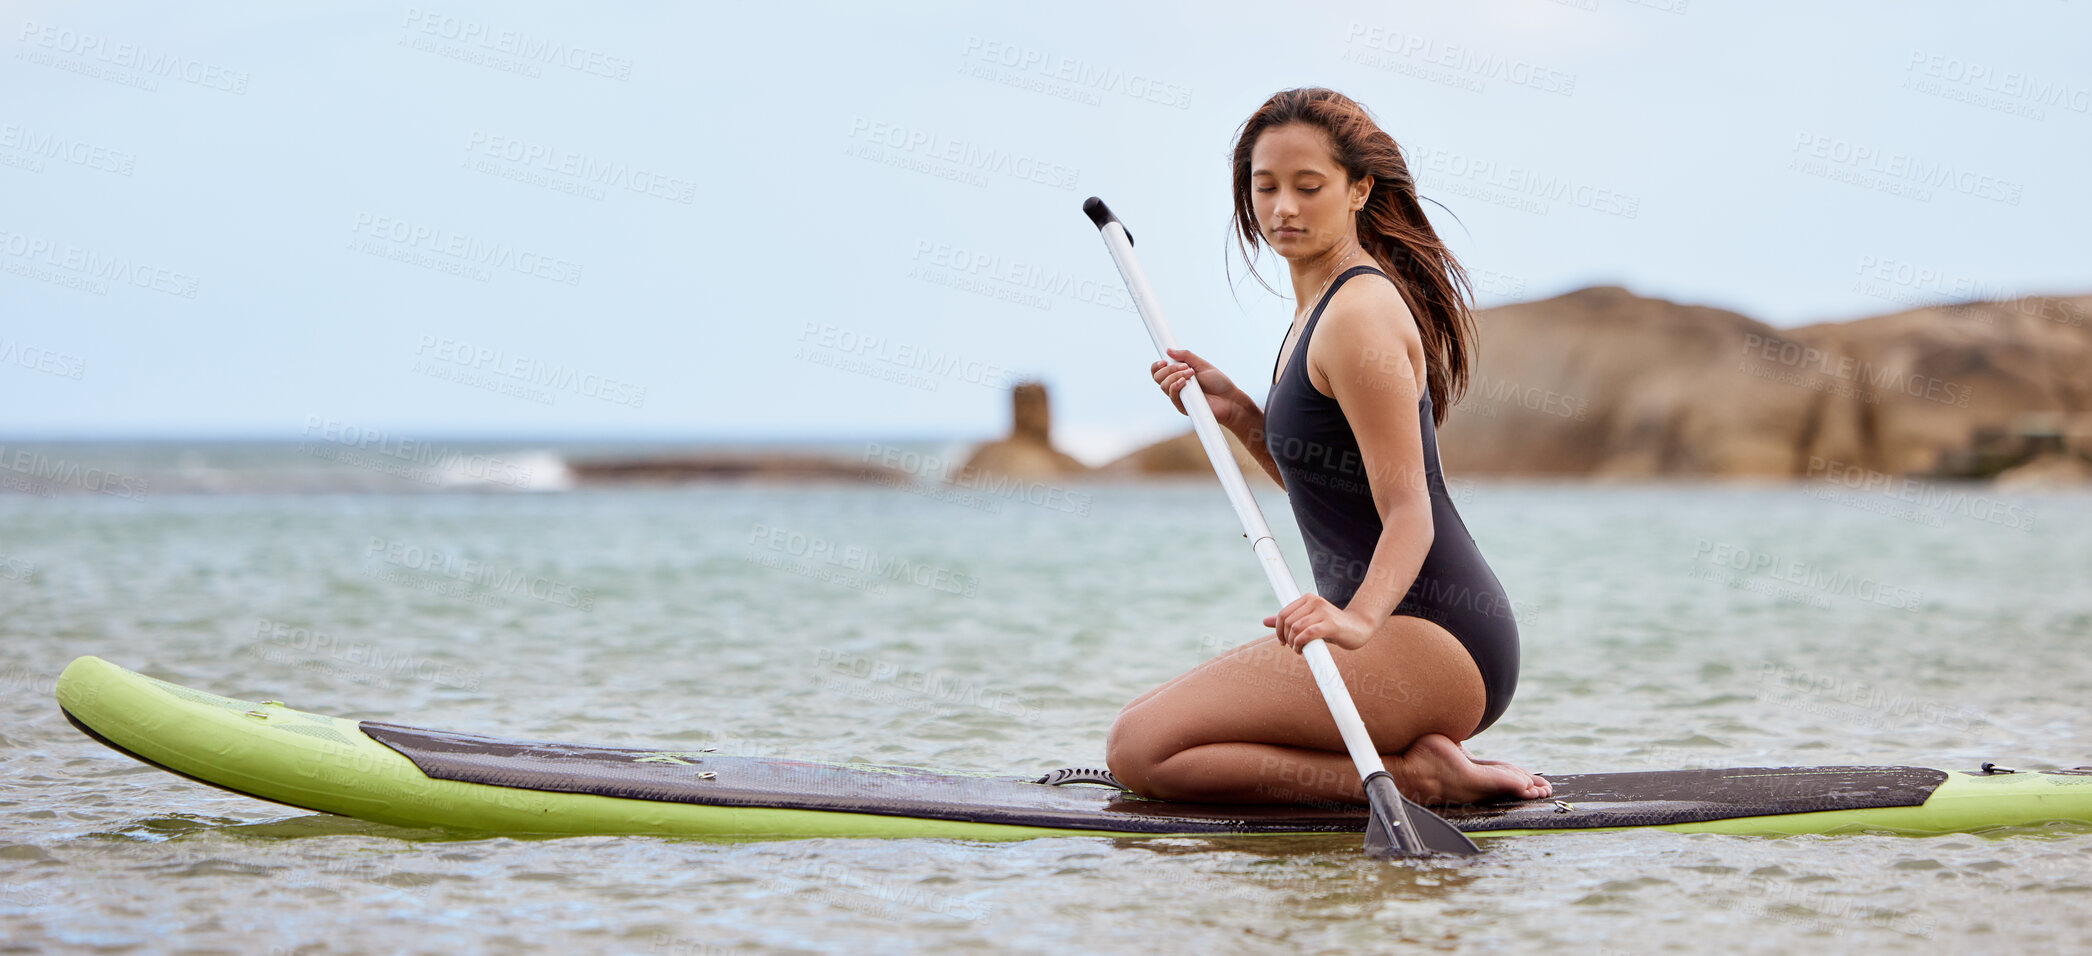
1151,347 -> 1257,433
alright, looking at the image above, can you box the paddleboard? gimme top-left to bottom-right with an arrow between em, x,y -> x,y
53,656 -> 2092,841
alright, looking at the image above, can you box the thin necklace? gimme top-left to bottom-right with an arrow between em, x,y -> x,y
1275,243 -> 1361,384
1293,244 -> 1362,323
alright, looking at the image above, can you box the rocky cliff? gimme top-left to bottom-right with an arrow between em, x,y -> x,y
1431,287 -> 2092,478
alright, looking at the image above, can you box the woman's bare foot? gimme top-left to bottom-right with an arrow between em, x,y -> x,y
1460,743 -> 1552,796
1387,734 -> 1552,804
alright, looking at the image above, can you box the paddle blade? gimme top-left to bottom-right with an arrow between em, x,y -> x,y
1362,772 -> 1482,858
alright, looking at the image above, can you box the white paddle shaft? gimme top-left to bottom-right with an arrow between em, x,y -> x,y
1095,219 -> 1386,787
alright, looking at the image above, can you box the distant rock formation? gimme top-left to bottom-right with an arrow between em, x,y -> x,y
1434,287 -> 2092,479
1436,286 -> 1795,476
1784,300 -> 2092,478
1106,285 -> 2091,481
1098,428 -> 1274,483
954,381 -> 1090,482
1994,451 -> 2092,489
568,453 -> 906,484
1927,411 -> 2092,480
557,286 -> 2092,486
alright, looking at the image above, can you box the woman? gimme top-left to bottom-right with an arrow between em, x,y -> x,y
1104,88 -> 1550,807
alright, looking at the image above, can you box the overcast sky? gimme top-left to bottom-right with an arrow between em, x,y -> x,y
4,0 -> 2086,460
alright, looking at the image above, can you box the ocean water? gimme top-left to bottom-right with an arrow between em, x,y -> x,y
1,464 -> 2088,954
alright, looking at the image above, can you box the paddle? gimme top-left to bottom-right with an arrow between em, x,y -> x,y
1081,197 -> 1481,859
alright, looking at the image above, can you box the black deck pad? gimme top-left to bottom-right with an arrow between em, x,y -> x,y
361,721 -> 1949,834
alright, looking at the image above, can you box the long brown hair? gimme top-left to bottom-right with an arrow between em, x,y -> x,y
1228,87 -> 1476,423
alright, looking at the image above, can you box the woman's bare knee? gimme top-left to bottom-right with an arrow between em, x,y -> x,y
1104,706 -> 1164,796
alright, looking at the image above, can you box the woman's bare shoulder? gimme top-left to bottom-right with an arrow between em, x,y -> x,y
1310,270 -> 1425,393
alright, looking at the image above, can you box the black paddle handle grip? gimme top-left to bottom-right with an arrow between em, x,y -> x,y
1082,196 -> 1133,247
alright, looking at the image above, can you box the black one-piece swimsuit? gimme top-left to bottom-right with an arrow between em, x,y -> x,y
1261,265 -> 1518,736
